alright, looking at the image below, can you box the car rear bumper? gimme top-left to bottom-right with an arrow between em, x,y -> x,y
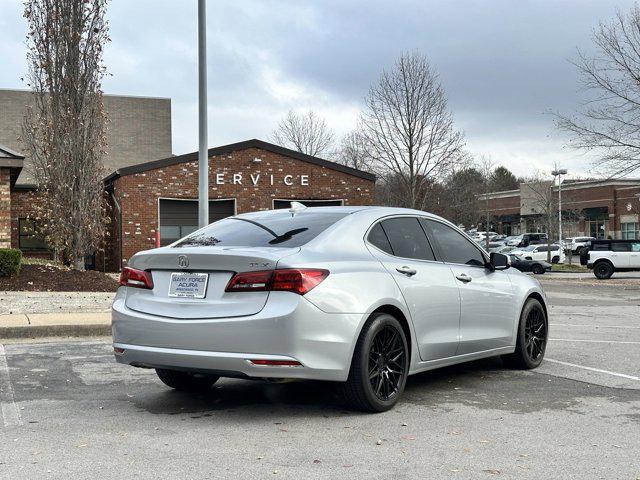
111,288 -> 364,382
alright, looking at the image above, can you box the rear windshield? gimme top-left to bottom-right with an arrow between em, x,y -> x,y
173,210 -> 349,248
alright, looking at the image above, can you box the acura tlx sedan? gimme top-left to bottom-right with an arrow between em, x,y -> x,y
112,205 -> 549,412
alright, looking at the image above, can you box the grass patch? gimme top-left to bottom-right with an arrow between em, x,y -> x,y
551,263 -> 588,272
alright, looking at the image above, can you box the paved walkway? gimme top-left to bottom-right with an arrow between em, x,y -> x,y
0,291 -> 114,315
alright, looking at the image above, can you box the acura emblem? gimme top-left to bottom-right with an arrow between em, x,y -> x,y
177,255 -> 189,268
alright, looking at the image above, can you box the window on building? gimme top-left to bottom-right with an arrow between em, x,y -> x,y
621,222 -> 639,240
158,199 -> 235,247
18,219 -> 48,251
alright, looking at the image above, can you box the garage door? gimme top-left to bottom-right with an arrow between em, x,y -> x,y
159,199 -> 235,246
273,199 -> 344,209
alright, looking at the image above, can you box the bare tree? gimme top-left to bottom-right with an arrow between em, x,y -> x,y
555,4 -> 640,176
360,51 -> 465,210
521,176 -> 558,263
271,110 -> 334,157
22,0 -> 109,270
478,155 -> 496,251
337,130 -> 372,171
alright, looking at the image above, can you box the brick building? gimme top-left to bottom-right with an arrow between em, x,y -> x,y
482,179 -> 640,240
104,139 -> 375,270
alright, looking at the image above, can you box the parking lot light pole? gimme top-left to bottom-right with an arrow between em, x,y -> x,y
198,0 -> 209,229
552,168 -> 568,248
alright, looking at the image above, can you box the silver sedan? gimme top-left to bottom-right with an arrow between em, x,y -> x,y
112,205 -> 548,412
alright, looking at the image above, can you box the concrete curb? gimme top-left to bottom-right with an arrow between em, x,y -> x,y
0,312 -> 111,339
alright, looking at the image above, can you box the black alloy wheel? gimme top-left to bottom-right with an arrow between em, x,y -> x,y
551,256 -> 560,264
368,325 -> 407,401
531,264 -> 544,275
523,305 -> 547,363
502,298 -> 548,369
343,313 -> 409,412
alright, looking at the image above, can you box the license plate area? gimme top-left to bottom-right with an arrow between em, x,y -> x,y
168,272 -> 209,298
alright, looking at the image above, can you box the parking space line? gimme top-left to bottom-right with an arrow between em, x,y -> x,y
0,344 -> 23,427
545,358 -> 640,382
551,323 -> 640,330
550,338 -> 640,345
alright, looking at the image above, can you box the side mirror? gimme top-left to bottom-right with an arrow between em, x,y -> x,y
489,252 -> 510,270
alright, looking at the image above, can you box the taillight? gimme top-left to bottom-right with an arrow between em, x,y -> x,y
119,266 -> 154,289
225,269 -> 329,295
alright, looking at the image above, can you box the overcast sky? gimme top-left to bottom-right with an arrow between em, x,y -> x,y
1,0 -> 637,178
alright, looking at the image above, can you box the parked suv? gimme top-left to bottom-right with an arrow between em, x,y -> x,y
580,240 -> 640,279
564,236 -> 596,255
507,233 -> 549,248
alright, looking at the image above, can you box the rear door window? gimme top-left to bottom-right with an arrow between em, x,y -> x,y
379,217 -> 435,261
611,243 -> 631,252
174,210 -> 349,248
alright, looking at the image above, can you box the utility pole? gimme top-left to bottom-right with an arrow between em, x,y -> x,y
552,167 -> 567,256
197,0 -> 209,228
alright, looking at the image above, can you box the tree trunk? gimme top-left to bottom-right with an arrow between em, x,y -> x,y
73,257 -> 85,271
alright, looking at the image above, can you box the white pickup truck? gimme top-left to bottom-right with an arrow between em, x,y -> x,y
580,240 -> 640,279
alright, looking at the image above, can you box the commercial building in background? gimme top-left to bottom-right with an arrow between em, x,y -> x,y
0,89 -> 375,270
104,139 -> 375,270
482,179 -> 640,240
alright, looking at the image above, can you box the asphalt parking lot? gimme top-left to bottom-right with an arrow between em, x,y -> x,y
1,278 -> 639,479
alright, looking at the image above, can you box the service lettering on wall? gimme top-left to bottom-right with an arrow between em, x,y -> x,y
214,173 -> 309,186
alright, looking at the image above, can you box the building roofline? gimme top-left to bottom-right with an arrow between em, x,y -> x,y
104,139 -> 377,183
0,87 -> 171,101
0,144 -> 25,159
480,178 -> 640,200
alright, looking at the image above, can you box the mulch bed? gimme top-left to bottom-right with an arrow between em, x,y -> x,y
0,264 -> 119,292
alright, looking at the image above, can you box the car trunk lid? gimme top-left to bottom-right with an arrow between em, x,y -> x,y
124,246 -> 299,319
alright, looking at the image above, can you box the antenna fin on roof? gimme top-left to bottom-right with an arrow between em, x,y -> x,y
289,201 -> 307,215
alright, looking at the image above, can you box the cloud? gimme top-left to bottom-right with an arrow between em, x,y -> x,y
1,0 -> 638,179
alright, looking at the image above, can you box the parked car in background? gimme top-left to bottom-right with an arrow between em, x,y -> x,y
564,236 -> 596,255
507,233 -> 549,248
497,245 -> 518,255
580,239 -> 640,279
486,242 -> 507,253
509,255 -> 551,275
112,205 -> 549,412
511,244 -> 564,263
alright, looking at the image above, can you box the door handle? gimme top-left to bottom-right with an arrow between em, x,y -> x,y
396,266 -> 417,276
456,273 -> 472,283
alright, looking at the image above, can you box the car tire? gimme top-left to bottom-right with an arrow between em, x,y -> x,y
155,369 -> 219,392
343,312 -> 409,413
531,264 -> 544,275
502,297 -> 548,369
551,256 -> 560,264
593,261 -> 614,280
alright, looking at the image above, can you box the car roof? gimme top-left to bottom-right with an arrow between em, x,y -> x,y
236,205 -> 453,221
